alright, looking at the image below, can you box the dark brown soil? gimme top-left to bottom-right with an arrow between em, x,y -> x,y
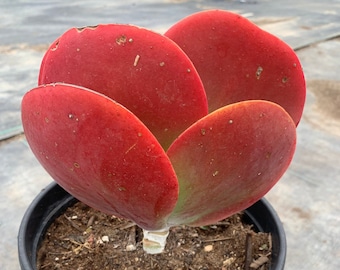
37,201 -> 272,270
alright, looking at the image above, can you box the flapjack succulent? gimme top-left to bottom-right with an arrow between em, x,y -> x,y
21,10 -> 305,254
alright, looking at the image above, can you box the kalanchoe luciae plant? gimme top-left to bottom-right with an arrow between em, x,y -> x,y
21,10 -> 305,254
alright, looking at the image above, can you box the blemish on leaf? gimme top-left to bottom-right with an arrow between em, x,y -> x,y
256,66 -> 263,80
44,117 -> 49,123
67,113 -> 79,121
76,25 -> 98,32
125,143 -> 137,154
51,40 -> 59,51
282,76 -> 288,83
116,35 -> 127,45
128,38 -> 134,43
212,171 -> 219,177
134,55 -> 140,67
228,119 -> 233,124
200,128 -> 206,135
118,187 -> 126,192
73,162 -> 80,168
159,62 -> 165,67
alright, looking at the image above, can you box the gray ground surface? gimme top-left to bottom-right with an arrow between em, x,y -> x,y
1,0 -> 340,269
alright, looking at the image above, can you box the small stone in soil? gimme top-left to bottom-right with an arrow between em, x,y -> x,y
204,245 -> 214,252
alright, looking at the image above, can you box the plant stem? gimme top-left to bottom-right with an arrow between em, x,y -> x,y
142,228 -> 170,254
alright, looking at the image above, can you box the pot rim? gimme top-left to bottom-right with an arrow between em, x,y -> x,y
18,181 -> 286,269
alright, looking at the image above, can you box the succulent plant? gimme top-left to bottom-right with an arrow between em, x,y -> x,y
21,10 -> 305,254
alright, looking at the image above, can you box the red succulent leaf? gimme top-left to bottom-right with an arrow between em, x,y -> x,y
166,100 -> 296,227
165,10 -> 306,126
38,24 -> 208,149
21,83 -> 179,230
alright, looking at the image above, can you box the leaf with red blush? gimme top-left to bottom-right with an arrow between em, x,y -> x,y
21,83 -> 178,230
39,24 -> 208,149
166,100 -> 296,227
165,10 -> 305,126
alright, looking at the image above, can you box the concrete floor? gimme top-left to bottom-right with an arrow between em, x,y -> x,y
1,0 -> 340,269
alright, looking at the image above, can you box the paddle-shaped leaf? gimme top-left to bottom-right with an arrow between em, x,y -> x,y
165,10 -> 306,126
21,83 -> 178,230
166,100 -> 296,227
39,24 -> 208,149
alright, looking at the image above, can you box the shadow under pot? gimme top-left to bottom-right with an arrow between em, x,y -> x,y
18,182 -> 286,270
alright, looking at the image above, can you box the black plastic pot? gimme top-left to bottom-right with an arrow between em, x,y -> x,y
18,182 -> 286,270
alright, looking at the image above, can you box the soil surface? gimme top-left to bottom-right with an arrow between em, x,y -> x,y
37,201 -> 272,270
